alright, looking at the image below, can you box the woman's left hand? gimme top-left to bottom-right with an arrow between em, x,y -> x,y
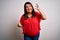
35,3 -> 40,11
35,3 -> 47,20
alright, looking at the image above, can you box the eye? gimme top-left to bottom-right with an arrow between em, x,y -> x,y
26,4 -> 32,8
26,6 -> 28,8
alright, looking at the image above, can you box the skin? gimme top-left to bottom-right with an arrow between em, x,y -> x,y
26,4 -> 33,14
35,3 -> 47,20
26,4 -> 33,18
17,3 -> 47,27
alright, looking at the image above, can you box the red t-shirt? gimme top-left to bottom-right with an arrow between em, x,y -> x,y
20,12 -> 41,36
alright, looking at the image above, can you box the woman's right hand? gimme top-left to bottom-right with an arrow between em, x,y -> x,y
17,22 -> 23,28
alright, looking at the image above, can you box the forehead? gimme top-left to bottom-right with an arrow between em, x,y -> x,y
26,4 -> 32,6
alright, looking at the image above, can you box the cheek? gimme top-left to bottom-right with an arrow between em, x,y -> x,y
29,7 -> 32,10
26,8 -> 28,11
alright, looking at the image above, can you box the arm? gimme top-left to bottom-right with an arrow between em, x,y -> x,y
17,15 -> 24,28
35,4 -> 47,20
17,22 -> 23,28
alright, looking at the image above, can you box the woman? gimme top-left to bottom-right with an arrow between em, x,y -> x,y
17,2 -> 47,40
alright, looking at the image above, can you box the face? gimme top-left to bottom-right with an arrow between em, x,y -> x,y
26,4 -> 33,13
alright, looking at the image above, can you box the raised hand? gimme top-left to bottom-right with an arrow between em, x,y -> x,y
35,3 -> 40,11
35,3 -> 47,20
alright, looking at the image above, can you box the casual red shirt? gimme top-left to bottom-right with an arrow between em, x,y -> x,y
20,12 -> 41,36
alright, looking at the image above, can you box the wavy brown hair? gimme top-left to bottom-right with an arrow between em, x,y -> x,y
24,2 -> 36,20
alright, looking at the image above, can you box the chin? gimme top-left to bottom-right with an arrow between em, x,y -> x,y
28,11 -> 32,13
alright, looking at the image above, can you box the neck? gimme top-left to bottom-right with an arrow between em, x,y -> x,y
28,12 -> 32,14
28,12 -> 32,18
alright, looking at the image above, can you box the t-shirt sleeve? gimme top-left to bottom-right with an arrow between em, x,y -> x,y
19,15 -> 24,25
35,12 -> 41,22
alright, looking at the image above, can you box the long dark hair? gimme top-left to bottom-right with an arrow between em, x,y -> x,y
24,2 -> 36,20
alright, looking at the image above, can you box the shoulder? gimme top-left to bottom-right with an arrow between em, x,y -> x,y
21,14 -> 24,18
35,12 -> 41,16
19,14 -> 24,20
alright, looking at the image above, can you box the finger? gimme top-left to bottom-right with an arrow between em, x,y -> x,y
36,3 -> 39,8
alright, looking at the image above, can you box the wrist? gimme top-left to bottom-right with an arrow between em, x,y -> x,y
37,8 -> 41,12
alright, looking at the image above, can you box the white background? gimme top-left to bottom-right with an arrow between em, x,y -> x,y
0,0 -> 60,40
